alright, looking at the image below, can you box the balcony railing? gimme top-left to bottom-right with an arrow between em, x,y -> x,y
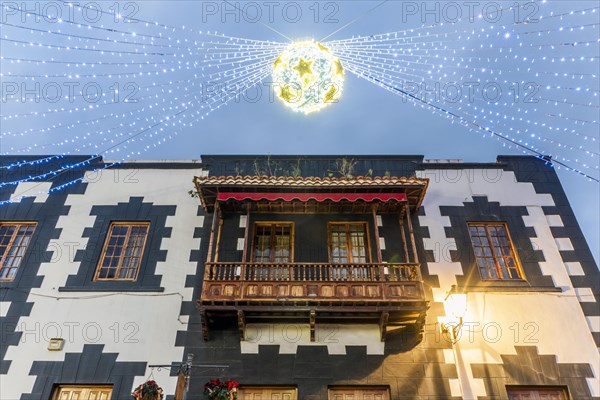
201,262 -> 424,302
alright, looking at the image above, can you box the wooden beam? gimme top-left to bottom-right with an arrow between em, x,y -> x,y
174,368 -> 186,400
237,310 -> 246,341
399,212 -> 410,264
404,203 -> 419,265
372,204 -> 382,264
309,310 -> 316,342
379,311 -> 389,342
205,202 -> 220,264
200,303 -> 427,313
241,205 -> 250,263
214,215 -> 224,262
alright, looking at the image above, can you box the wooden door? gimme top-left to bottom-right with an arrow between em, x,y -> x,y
328,387 -> 390,400
507,387 -> 567,400
53,386 -> 112,400
238,387 -> 297,400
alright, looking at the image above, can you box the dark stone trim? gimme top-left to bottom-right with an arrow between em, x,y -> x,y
22,344 -> 146,400
109,162 -> 203,170
499,156 -> 600,347
419,162 -> 508,169
199,155 -> 425,178
1,180 -> 86,373
63,197 -> 176,291
471,345 -> 595,400
440,196 -> 555,289
460,286 -> 563,293
0,156 -> 99,203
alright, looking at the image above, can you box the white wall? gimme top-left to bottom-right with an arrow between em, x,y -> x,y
418,167 -> 600,398
1,167 -> 203,399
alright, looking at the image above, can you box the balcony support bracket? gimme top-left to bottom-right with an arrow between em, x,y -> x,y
309,310 -> 316,342
379,311 -> 389,342
237,310 -> 246,341
201,310 -> 210,341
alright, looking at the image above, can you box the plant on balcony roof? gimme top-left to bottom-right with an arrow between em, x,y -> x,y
131,380 -> 164,400
203,379 -> 239,400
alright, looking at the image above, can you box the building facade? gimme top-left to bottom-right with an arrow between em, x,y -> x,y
0,155 -> 598,400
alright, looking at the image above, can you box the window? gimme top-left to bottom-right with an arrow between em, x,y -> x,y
94,222 -> 149,281
329,222 -> 370,264
0,222 -> 36,281
507,387 -> 568,400
468,223 -> 522,280
328,386 -> 390,400
252,223 -> 293,263
238,386 -> 297,400
53,385 -> 112,400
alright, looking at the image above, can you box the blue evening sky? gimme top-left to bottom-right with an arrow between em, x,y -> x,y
1,1 -> 598,262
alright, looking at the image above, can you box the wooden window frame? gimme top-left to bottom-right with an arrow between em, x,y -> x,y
506,385 -> 569,400
328,385 -> 390,400
52,384 -> 113,400
93,222 -> 150,282
238,386 -> 298,399
468,222 -> 524,281
250,222 -> 295,263
327,222 -> 372,264
0,222 -> 37,282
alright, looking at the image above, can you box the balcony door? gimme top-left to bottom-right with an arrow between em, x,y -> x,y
251,223 -> 293,280
329,222 -> 370,280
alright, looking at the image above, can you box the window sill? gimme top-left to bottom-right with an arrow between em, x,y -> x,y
58,286 -> 165,293
458,285 -> 562,293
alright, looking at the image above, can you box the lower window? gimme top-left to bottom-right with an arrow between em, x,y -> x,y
328,386 -> 390,400
507,386 -> 568,400
53,385 -> 112,400
238,386 -> 297,400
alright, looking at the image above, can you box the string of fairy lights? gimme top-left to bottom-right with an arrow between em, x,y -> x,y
0,0 -> 598,203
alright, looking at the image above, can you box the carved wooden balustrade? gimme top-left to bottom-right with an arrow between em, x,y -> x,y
201,261 -> 424,303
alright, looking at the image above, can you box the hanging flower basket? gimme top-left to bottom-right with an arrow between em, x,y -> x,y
203,379 -> 239,400
132,380 -> 164,400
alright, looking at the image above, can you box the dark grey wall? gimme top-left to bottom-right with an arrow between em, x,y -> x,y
499,156 -> 600,347
441,196 -> 556,290
60,196 -> 176,292
22,344 -> 146,400
217,213 -> 378,264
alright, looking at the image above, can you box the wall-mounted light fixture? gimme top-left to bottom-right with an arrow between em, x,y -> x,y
441,286 -> 467,341
47,338 -> 65,351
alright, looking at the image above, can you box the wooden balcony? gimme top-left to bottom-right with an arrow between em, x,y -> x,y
202,261 -> 424,301
193,174 -> 431,341
198,262 -> 428,341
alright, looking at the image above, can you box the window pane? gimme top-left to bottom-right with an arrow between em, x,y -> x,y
252,223 -> 292,263
329,223 -> 368,264
94,223 -> 148,281
0,223 -> 36,281
468,223 -> 521,281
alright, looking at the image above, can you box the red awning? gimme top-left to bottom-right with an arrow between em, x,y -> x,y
216,192 -> 408,203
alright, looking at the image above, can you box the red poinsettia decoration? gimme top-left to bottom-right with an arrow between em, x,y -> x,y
132,380 -> 164,400
203,379 -> 239,400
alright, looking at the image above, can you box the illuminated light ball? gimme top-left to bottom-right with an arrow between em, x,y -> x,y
272,40 -> 344,114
